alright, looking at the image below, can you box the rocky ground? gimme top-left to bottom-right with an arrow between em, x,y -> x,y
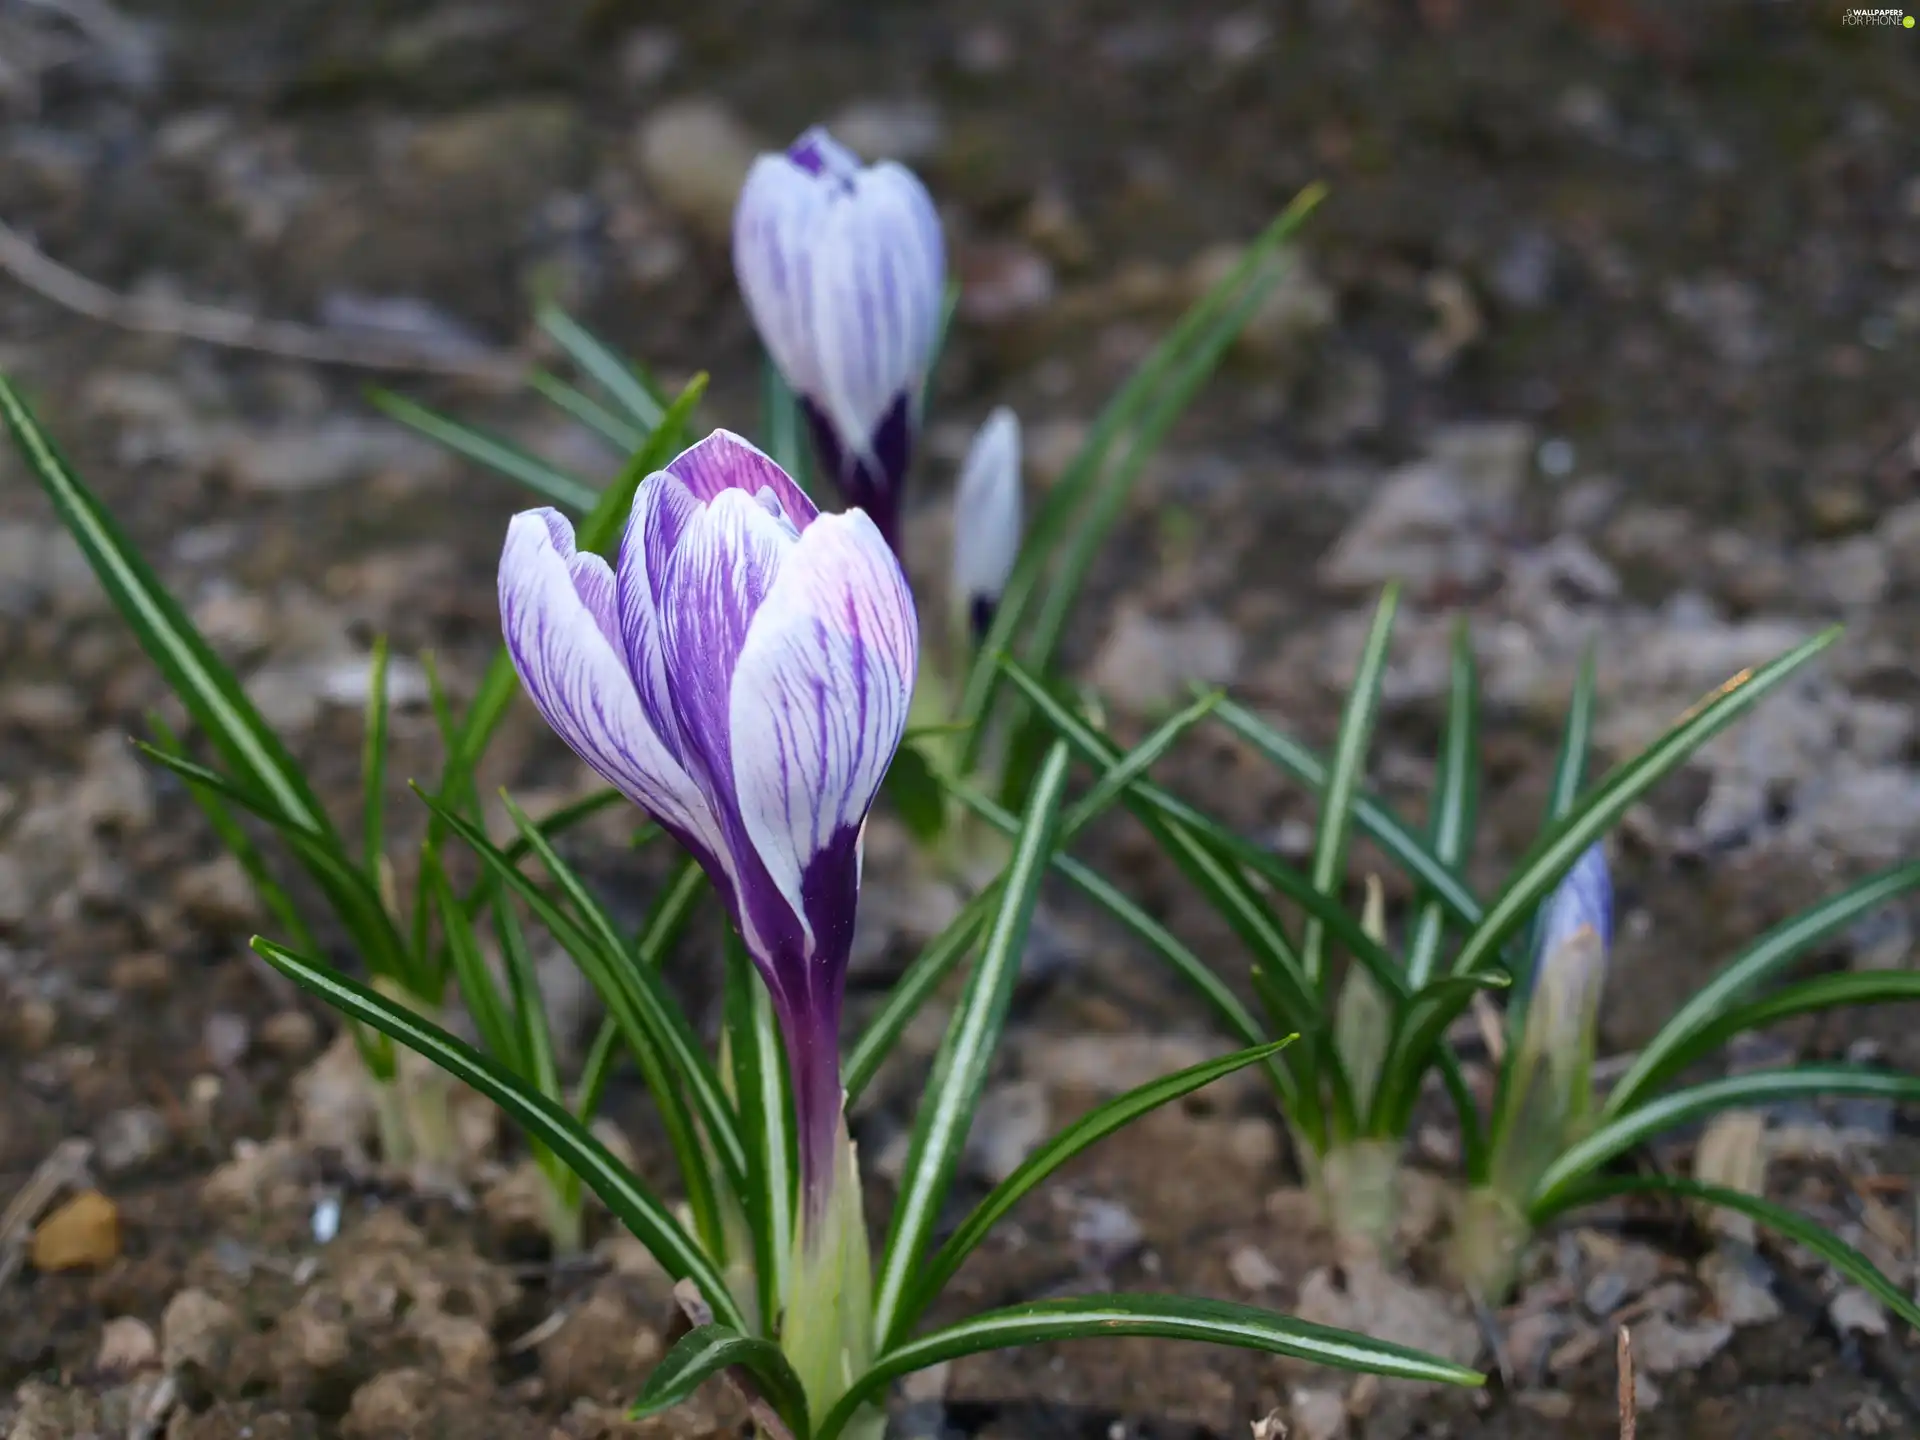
1,1 -> 1918,1437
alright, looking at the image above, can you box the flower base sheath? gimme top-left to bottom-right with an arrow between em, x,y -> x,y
498,429 -> 918,1219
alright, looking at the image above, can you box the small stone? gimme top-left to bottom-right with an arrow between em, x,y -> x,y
282,1296 -> 351,1372
963,1080 -> 1051,1185
342,1367 -> 434,1440
95,1106 -> 170,1176
96,1315 -> 159,1375
4,1381 -> 105,1440
1224,1116 -> 1280,1171
1699,1248 -> 1782,1327
173,854 -> 260,931
202,1011 -> 252,1069
956,241 -> 1055,325
0,855 -> 31,931
31,1190 -> 121,1271
258,1008 -> 321,1059
161,1288 -> 238,1374
1829,1286 -> 1890,1337
1228,1244 -> 1283,1294
76,733 -> 154,833
1631,1312 -> 1735,1375
1284,1386 -> 1350,1440
1090,605 -> 1242,715
108,951 -> 174,994
538,1281 -> 665,1403
635,98 -> 759,241
407,1310 -> 495,1384
828,98 -> 945,162
1065,1195 -> 1143,1270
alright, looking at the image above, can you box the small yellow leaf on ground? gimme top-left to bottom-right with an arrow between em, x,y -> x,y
31,1190 -> 121,1271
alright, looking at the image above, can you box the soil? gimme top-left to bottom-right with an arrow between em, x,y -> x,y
2,2 -> 1918,1438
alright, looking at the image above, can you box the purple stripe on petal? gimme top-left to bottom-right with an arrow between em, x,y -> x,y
734,160 -> 831,401
727,509 -> 917,966
785,125 -> 861,185
616,473 -> 699,773
498,510 -> 720,866
663,430 -> 818,531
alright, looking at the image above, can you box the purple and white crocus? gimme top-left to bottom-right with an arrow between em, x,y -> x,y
498,429 -> 917,1219
733,126 -> 946,559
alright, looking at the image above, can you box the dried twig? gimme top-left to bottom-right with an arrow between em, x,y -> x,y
0,1138 -> 92,1287
1616,1325 -> 1637,1440
671,1279 -> 795,1440
0,216 -> 522,383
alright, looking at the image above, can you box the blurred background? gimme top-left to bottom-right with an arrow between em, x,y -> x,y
2,2 -> 1918,1437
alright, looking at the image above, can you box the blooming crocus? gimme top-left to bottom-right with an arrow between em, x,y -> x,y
733,125 -> 946,558
949,406 -> 1021,644
497,429 -> 917,1220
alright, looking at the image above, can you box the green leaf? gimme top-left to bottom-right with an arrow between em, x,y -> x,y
418,787 -> 738,1258
1212,696 -> 1483,929
816,1292 -> 1481,1440
430,857 -> 519,1072
872,744 -> 1073,1350
361,634 -> 391,877
528,370 -> 649,452
1540,1176 -> 1920,1333
1303,585 -> 1399,989
575,373 -> 708,555
1370,973 -> 1511,1136
945,781 -> 1289,1106
726,929 -> 794,1337
369,390 -> 601,512
1530,1066 -> 1920,1218
1451,628 -> 1842,982
759,351 -> 812,494
904,1041 -> 1293,1331
1404,620 -> 1479,990
144,716 -> 317,957
1545,645 -> 1597,825
957,185 -> 1327,772
883,741 -> 947,845
1,378 -> 334,839
133,740 -> 418,989
842,888 -> 997,1107
250,936 -> 741,1328
630,1324 -> 809,1436
495,898 -> 563,1105
497,788 -> 628,867
1603,859 -> 1920,1119
1060,689 -> 1222,840
537,305 -> 666,430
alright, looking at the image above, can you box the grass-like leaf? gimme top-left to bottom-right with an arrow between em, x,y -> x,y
1404,620 -> 1479,990
537,304 -> 666,430
1541,1176 -> 1920,1333
957,185 -> 1326,771
872,744 -> 1073,1349
370,389 -> 601,512
903,1040 -> 1293,1331
883,741 -> 948,845
360,634 -> 391,876
528,369 -> 648,451
1544,645 -> 1597,825
1,378 -> 334,838
842,888 -> 997,1107
1212,698 -> 1483,926
1303,585 -> 1399,989
1603,858 -> 1920,1119
417,787 -> 738,1258
1530,1066 -> 1920,1217
250,936 -> 741,1327
430,857 -> 518,1071
1450,628 -> 1841,981
726,929 -> 794,1335
760,351 -> 812,495
817,1293 -> 1481,1440
1059,689 -> 1222,839
630,1324 -> 809,1437
1369,973 -> 1511,1136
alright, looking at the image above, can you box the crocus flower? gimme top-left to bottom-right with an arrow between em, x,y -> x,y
949,406 -> 1022,643
733,125 -> 946,557
498,429 -> 917,1215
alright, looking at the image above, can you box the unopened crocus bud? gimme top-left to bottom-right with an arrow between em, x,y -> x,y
949,406 -> 1021,643
1489,842 -> 1613,1204
733,126 -> 946,558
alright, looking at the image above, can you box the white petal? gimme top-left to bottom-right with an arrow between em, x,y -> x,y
949,406 -> 1022,621
727,511 -> 917,948
812,162 -> 946,459
499,510 -> 716,852
733,156 -> 832,401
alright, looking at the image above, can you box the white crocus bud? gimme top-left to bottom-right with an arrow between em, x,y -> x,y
948,406 -> 1022,643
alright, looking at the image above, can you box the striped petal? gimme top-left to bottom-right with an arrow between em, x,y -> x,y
734,153 -> 834,403
663,428 -> 818,529
727,509 -> 917,960
498,509 -> 714,857
810,161 -> 946,469
949,406 -> 1022,634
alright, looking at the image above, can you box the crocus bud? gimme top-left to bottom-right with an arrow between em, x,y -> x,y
1489,842 -> 1613,1205
498,430 -> 918,1224
733,126 -> 946,558
949,406 -> 1021,643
